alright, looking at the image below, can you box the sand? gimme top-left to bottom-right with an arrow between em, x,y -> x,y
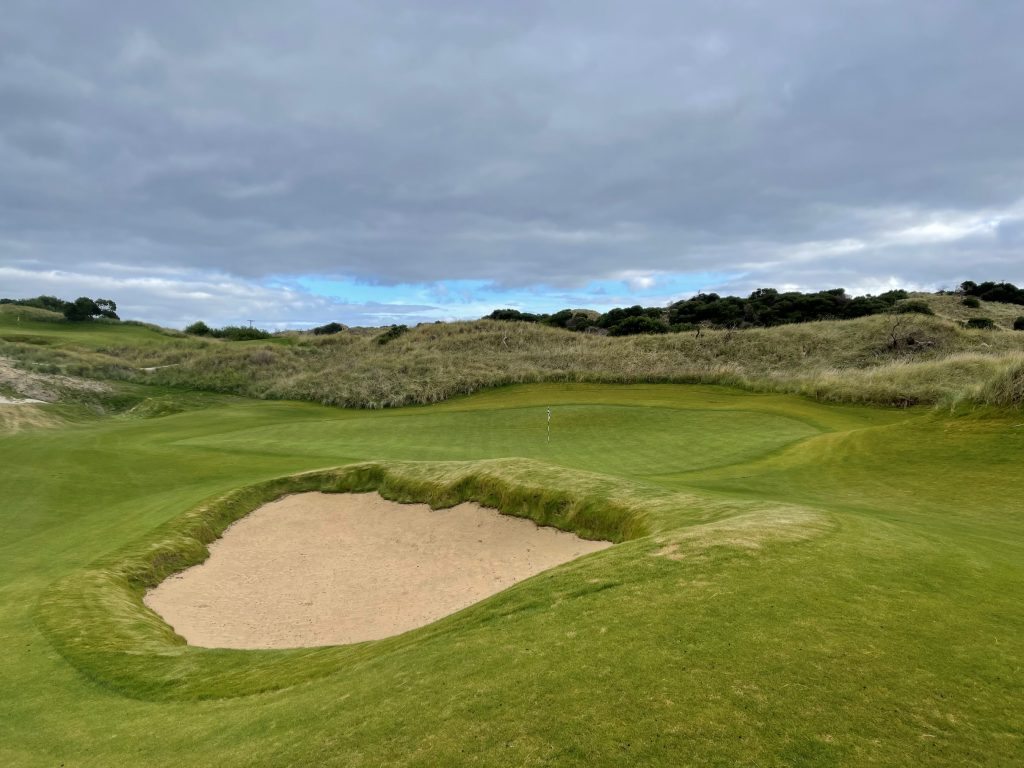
0,356 -> 109,402
144,492 -> 612,649
0,395 -> 45,404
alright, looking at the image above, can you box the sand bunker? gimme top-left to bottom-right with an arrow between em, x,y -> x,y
145,492 -> 611,649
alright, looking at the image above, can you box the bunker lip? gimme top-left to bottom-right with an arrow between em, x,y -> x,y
144,491 -> 612,650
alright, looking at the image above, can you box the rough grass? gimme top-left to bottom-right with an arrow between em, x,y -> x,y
4,303 -> 1024,411
917,291 -> 1024,329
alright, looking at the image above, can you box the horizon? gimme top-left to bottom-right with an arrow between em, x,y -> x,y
5,280 -> 1004,331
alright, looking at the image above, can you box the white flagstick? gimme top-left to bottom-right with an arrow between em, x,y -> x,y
546,407 -> 551,443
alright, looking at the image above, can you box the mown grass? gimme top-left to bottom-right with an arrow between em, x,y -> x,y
37,459 -> 651,700
2,382 -> 1022,766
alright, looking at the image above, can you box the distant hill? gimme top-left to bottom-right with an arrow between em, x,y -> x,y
2,299 -> 1022,412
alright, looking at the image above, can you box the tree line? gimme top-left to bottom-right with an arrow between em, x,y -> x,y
958,281 -> 1024,305
484,288 -> 923,336
0,295 -> 118,321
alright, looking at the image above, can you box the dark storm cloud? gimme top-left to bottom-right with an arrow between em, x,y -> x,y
2,0 -> 1023,324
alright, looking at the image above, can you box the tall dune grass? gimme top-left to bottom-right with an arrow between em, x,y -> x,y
5,310 -> 1024,410
132,315 -> 1024,409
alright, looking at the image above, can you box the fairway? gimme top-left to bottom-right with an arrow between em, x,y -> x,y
2,383 -> 1022,766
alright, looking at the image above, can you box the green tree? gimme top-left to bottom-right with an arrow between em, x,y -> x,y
63,297 -> 101,321
62,296 -> 119,321
95,299 -> 119,319
185,321 -> 212,336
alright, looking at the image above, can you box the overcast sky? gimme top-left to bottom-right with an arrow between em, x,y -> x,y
2,1 -> 1023,328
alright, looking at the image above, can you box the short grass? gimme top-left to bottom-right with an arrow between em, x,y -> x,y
2,382 -> 1022,766
0,304 -> 183,349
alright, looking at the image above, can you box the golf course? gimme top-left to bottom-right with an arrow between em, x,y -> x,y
1,306 -> 1022,766
6,2 -> 1024,762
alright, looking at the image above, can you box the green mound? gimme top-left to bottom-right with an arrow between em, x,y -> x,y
37,459 -> 654,699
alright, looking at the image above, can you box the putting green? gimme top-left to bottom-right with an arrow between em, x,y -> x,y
2,383 -> 1021,767
173,402 -> 821,477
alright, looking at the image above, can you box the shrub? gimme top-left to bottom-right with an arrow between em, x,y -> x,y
961,297 -> 981,309
312,322 -> 346,335
600,305 -> 666,330
667,288 -> 909,328
1014,317 -> 1024,331
607,315 -> 670,336
894,301 -> 935,315
544,309 -> 598,330
960,280 -> 1024,305
965,318 -> 996,330
185,321 -> 212,336
486,309 -> 540,323
184,321 -> 269,340
376,325 -> 409,345
215,325 -> 272,341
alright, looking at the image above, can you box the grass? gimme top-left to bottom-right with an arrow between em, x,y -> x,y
2,378 -> 1022,766
4,300 -> 1024,412
918,291 -> 1024,330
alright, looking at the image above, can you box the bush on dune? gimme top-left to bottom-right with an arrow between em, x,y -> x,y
893,300 -> 934,315
376,325 -> 409,345
184,321 -> 212,336
183,322 -> 271,340
966,317 -> 996,330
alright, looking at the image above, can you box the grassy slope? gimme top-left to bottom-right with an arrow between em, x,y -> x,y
918,292 -> 1024,330
4,301 -> 1024,412
2,381 -> 1022,767
0,304 -> 185,348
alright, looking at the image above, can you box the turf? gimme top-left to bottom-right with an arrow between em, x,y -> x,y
2,382 -> 1022,766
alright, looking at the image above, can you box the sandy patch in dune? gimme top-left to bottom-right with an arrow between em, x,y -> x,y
145,492 -> 611,649
0,357 -> 110,402
0,395 -> 46,404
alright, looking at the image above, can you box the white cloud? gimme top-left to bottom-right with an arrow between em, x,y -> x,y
1,1 -> 1023,306
0,265 -> 443,329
